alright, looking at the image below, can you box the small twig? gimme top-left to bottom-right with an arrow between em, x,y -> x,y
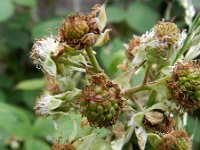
85,46 -> 103,73
142,64 -> 152,85
124,84 -> 151,97
130,96 -> 143,111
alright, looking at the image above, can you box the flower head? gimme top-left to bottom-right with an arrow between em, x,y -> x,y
141,21 -> 181,65
35,92 -> 62,116
154,21 -> 181,46
167,60 -> 200,112
31,36 -> 59,77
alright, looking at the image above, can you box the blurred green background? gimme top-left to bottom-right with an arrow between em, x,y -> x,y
0,0 -> 200,149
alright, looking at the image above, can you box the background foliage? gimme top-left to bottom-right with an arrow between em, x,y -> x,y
0,0 -> 199,149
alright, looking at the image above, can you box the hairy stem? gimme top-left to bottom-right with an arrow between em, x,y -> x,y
146,90 -> 157,107
142,64 -> 152,85
85,46 -> 102,73
124,84 -> 151,97
124,76 -> 170,97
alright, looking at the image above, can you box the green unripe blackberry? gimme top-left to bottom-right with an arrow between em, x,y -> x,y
158,131 -> 191,150
78,73 -> 124,128
167,61 -> 200,112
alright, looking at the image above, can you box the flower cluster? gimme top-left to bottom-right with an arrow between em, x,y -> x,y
30,2 -> 200,150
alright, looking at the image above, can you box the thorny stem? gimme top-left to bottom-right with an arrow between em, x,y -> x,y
85,46 -> 103,73
142,64 -> 152,85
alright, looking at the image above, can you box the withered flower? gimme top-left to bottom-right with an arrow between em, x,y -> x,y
143,110 -> 174,135
58,3 -> 111,51
141,21 -> 181,65
125,36 -> 141,60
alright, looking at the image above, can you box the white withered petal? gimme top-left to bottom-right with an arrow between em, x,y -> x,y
35,93 -> 62,116
31,36 -> 59,77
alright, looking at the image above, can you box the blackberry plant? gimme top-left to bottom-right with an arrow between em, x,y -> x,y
30,1 -> 200,150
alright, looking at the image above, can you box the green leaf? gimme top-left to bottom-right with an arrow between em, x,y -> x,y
22,90 -> 40,108
192,0 -> 200,8
12,0 -> 37,7
32,117 -> 55,137
0,0 -> 14,22
106,6 -> 125,23
109,50 -> 125,76
15,78 -> 45,90
0,103 -> 31,139
133,112 -> 146,126
32,19 -> 61,39
91,139 -> 112,150
126,2 -> 159,33
0,76 -> 13,88
132,68 -> 145,86
73,134 -> 96,150
146,103 -> 167,112
100,38 -> 123,74
68,122 -> 78,143
0,90 -> 6,102
147,133 -> 162,148
25,139 -> 50,150
3,29 -> 30,48
187,117 -> 200,143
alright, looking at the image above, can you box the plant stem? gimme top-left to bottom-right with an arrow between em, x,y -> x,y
173,33 -> 191,63
130,96 -> 143,111
87,127 -> 94,135
173,13 -> 200,63
66,58 -> 85,68
124,76 -> 170,97
57,57 -> 85,68
142,64 -> 152,85
124,84 -> 151,97
85,46 -> 102,73
146,90 -> 157,107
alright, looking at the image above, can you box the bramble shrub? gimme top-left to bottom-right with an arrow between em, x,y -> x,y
30,2 -> 200,150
